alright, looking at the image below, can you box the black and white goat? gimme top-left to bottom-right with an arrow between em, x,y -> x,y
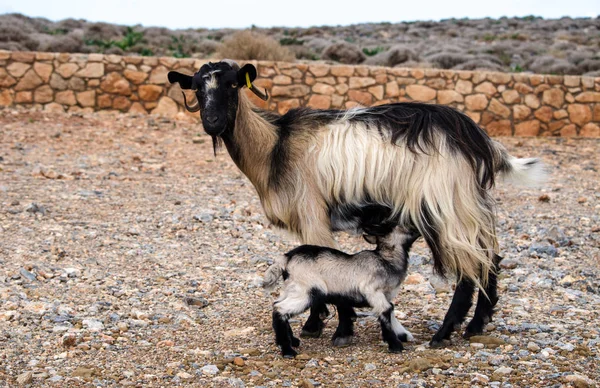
263,227 -> 418,357
168,60 -> 545,346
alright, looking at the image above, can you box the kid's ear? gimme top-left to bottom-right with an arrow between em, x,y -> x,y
237,64 -> 257,88
363,234 -> 378,245
168,71 -> 194,89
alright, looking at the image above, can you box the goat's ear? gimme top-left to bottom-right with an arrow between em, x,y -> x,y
363,234 -> 377,245
168,71 -> 193,89
237,64 -> 257,87
401,231 -> 420,250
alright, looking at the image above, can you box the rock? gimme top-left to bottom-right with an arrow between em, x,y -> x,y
149,66 -> 169,84
474,82 -> 497,96
527,342 -> 540,352
184,296 -> 209,308
489,98 -> 511,118
271,85 -> 311,98
16,371 -> 33,385
568,104 -> 592,126
472,373 -> 490,383
176,371 -> 194,380
34,85 -> 54,103
7,62 -> 31,77
455,80 -> 473,94
19,268 -> 37,282
429,276 -> 451,294
405,85 -> 436,101
513,105 -> 532,120
200,364 -> 219,376
574,92 -> 600,103
364,363 -> 376,371
151,97 -> 178,116
347,90 -> 372,105
404,273 -> 425,285
55,90 -> 77,105
565,374 -> 592,388
515,120 -> 540,136
138,85 -> 163,101
33,63 -> 53,83
14,69 -> 43,91
580,123 -> 600,137
528,243 -> 558,257
62,333 -> 77,347
493,366 -> 513,376
307,95 -> 332,109
233,357 -> 245,367
25,203 -> 47,215
486,120 -> 512,136
437,90 -> 463,104
56,63 -> 79,78
124,69 -> 148,84
0,89 -> 13,106
468,336 -> 506,347
499,259 -> 518,269
524,94 -> 540,109
465,94 -> 489,111
75,63 -> 104,78
72,366 -> 95,378
538,194 -> 550,202
100,72 -> 132,95
76,91 -> 96,107
407,358 -> 433,372
82,319 -> 104,331
542,88 -> 565,108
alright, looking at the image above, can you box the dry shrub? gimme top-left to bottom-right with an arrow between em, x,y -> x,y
426,52 -> 470,69
365,45 -> 417,67
454,59 -> 504,72
321,42 -> 365,64
36,34 -> 84,52
217,30 -> 294,62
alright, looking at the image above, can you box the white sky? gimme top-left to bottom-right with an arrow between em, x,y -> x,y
0,0 -> 598,29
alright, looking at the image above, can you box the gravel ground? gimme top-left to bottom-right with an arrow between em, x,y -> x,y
0,108 -> 598,387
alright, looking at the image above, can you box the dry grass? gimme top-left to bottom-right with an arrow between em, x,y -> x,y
216,30 -> 294,62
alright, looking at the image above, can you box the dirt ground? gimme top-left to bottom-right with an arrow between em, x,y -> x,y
0,108 -> 598,387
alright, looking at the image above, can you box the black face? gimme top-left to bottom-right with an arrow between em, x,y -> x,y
168,61 -> 259,137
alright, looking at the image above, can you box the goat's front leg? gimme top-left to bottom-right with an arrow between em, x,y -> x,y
369,294 -> 404,353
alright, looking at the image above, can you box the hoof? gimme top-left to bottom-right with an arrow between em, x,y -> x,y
332,336 -> 353,347
300,328 -> 323,338
282,349 -> 297,358
429,338 -> 451,348
388,345 -> 404,353
291,336 -> 301,347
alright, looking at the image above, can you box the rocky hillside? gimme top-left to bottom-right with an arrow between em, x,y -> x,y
1,13 -> 599,75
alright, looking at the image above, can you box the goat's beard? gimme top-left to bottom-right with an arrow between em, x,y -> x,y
211,136 -> 223,157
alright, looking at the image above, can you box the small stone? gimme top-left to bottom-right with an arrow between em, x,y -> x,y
528,243 -> 558,257
527,342 -> 540,352
407,358 -> 432,372
468,336 -> 506,347
405,85 -> 436,101
19,268 -> 37,282
16,371 -> 33,385
200,364 -> 219,376
72,367 -> 94,378
472,373 -> 490,383
233,357 -> 245,367
565,374 -> 592,388
176,371 -> 194,380
499,259 -> 518,269
538,194 -> 550,202
493,366 -> 513,376
364,363 -> 376,371
62,333 -> 77,347
82,319 -> 104,331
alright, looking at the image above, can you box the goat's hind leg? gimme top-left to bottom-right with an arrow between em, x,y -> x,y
332,303 -> 356,347
464,254 -> 502,338
273,293 -> 311,358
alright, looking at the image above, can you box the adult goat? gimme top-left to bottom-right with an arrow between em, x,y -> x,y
168,60 -> 544,346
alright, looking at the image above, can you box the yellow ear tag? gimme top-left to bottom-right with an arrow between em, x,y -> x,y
245,72 -> 252,89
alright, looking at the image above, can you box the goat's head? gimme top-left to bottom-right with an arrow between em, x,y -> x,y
365,226 -> 420,253
167,60 -> 268,137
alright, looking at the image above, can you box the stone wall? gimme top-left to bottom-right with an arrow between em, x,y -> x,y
1,50 -> 599,137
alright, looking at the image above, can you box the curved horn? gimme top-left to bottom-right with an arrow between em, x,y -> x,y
249,84 -> 269,101
182,92 -> 200,112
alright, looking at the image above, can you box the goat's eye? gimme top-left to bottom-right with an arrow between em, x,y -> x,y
231,83 -> 238,88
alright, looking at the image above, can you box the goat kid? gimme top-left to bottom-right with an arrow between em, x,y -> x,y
263,227 -> 419,358
168,60 -> 544,346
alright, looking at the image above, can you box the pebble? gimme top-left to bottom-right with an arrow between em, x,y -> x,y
176,371 -> 194,380
233,357 -> 245,367
82,319 -> 104,331
16,371 -> 33,385
200,364 -> 219,376
493,366 -> 513,376
526,342 -> 540,352
499,259 -> 519,269
528,243 -> 558,257
184,296 -> 209,308
364,363 -> 376,371
565,374 -> 592,388
19,268 -> 37,282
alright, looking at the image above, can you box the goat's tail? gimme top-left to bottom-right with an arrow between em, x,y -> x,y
492,141 -> 547,186
262,255 -> 287,290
